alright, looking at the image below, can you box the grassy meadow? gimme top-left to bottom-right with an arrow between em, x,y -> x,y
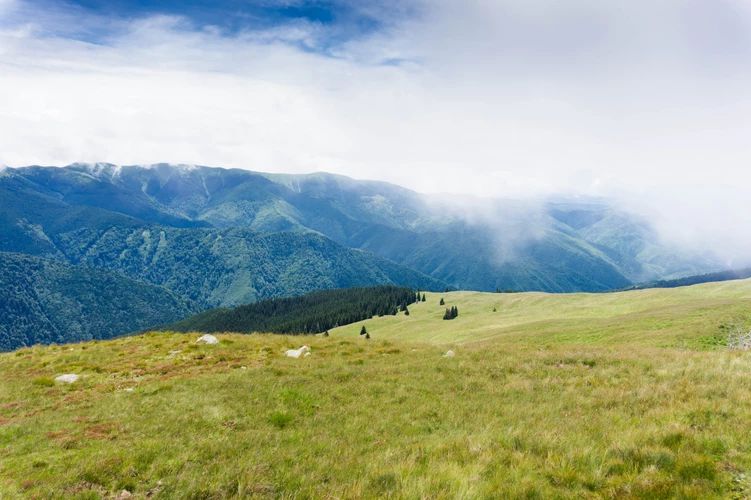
334,279 -> 751,347
1,280 -> 751,498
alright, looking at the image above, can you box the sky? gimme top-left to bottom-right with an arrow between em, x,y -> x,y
1,0 -> 750,264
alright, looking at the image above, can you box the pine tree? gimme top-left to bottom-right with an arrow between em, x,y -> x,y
440,298 -> 445,306
360,325 -> 367,336
443,305 -> 459,320
404,306 -> 410,316
421,293 -> 426,302
365,332 -> 370,340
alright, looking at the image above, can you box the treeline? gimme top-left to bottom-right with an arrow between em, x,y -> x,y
167,286 -> 418,335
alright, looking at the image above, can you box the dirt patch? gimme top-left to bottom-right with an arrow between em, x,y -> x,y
84,422 -> 119,440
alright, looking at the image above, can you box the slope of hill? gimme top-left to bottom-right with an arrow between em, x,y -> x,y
331,279 -> 751,347
0,252 -> 193,350
2,282 -> 751,498
169,286 -> 418,334
55,226 -> 444,308
3,163 -> 717,292
0,164 -> 446,344
627,268 -> 751,291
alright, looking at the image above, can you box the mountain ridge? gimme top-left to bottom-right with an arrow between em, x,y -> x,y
5,163 -> 717,292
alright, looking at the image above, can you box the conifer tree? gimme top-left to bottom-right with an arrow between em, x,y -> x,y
421,293 -> 426,302
360,325 -> 367,335
404,306 -> 410,316
440,297 -> 445,305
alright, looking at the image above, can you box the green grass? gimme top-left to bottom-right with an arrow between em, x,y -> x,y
1,281 -> 751,498
333,279 -> 751,348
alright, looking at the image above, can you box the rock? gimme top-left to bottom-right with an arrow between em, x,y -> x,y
115,490 -> 133,499
55,374 -> 79,384
196,334 -> 219,345
285,346 -> 311,358
443,350 -> 456,358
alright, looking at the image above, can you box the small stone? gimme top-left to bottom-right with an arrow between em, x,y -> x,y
196,334 -> 219,345
55,374 -> 79,384
443,350 -> 456,358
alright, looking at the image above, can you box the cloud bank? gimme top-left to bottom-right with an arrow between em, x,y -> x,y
1,0 -> 750,265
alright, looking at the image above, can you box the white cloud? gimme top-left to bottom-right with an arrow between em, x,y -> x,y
1,0 -> 751,264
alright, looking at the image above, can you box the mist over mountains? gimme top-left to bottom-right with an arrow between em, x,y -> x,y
0,162 -> 719,348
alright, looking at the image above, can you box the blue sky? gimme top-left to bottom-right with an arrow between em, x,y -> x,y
2,0 -> 751,260
19,0 -> 409,53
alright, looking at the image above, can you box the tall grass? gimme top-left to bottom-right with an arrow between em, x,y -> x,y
1,329 -> 751,498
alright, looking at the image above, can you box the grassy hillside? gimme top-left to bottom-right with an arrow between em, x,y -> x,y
332,279 -> 751,347
2,282 -> 751,498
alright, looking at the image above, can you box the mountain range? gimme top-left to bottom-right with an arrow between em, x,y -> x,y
0,162 -> 717,349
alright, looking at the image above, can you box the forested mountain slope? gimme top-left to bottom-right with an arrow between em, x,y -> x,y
0,252 -> 193,350
3,163 -> 717,293
0,165 -> 446,349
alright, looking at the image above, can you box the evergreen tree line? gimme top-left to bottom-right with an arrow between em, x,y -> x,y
168,286 -> 418,335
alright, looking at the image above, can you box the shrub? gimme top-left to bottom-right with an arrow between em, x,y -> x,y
268,411 -> 293,429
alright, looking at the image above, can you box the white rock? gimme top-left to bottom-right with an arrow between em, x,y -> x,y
285,345 -> 311,359
443,350 -> 456,358
55,373 -> 79,384
196,334 -> 219,345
